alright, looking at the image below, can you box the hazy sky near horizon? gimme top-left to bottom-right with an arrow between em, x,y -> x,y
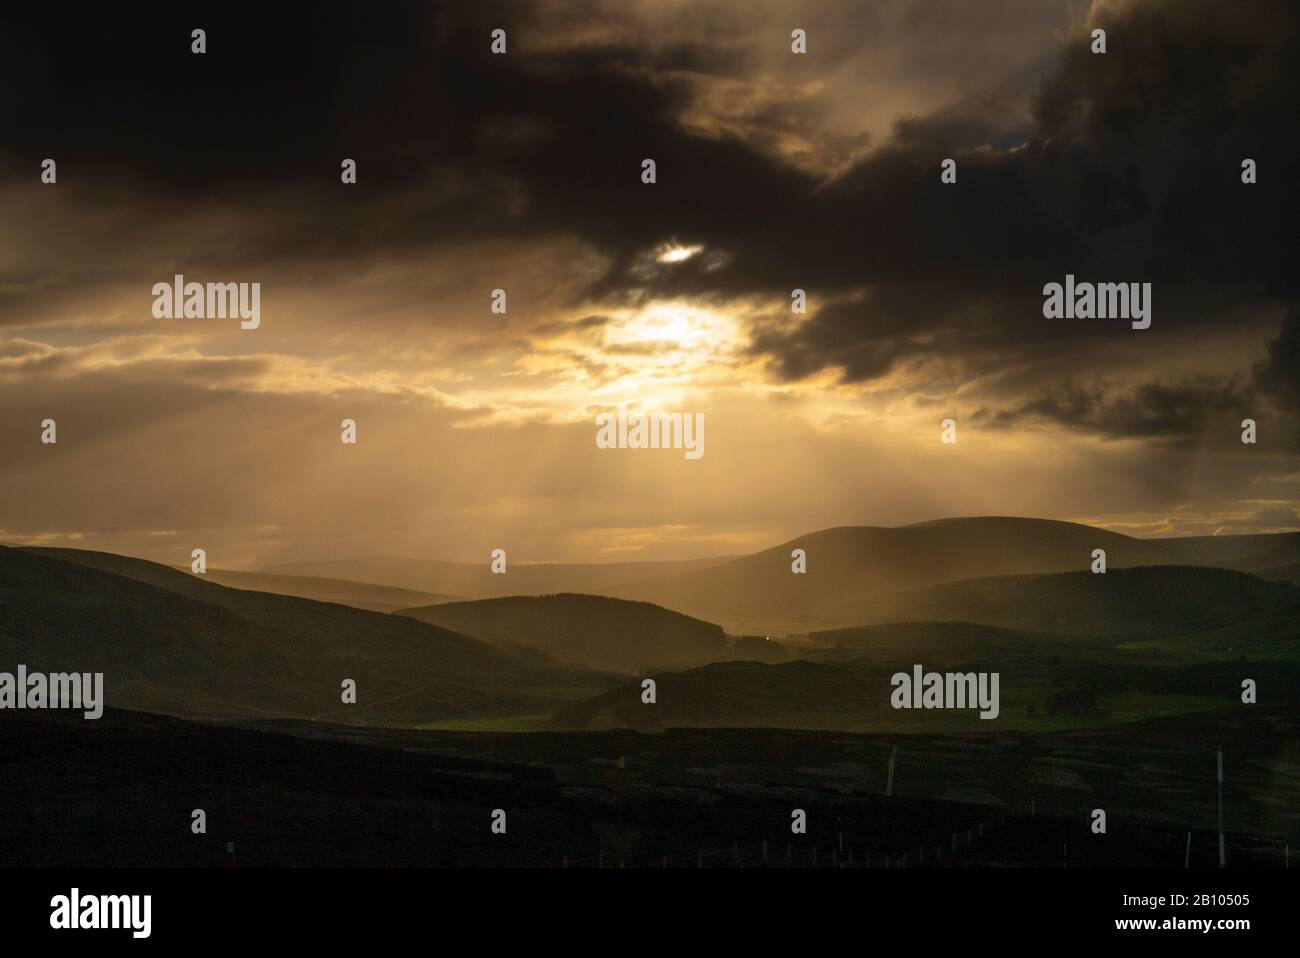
2,0 -> 1299,568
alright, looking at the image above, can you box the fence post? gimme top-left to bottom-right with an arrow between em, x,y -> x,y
1217,747 -> 1226,868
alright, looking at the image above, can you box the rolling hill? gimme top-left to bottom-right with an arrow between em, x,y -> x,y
187,568 -> 460,612
803,620 -> 1053,662
1258,562 -> 1300,585
263,519 -> 1300,633
3,546 -> 617,725
398,593 -> 728,672
612,519 -> 1300,632
549,564 -> 1300,732
854,565 -> 1300,637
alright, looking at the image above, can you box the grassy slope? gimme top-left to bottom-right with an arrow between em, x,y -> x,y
399,592 -> 728,672
547,567 -> 1300,733
2,546 -> 617,725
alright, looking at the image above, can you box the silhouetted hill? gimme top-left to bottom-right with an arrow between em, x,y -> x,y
189,568 -> 459,612
27,546 -> 479,656
864,566 -> 1300,637
1141,532 -> 1300,573
804,621 -> 1049,662
259,554 -> 737,597
1258,562 -> 1300,585
610,519 -> 1300,631
4,546 -> 615,724
549,566 -> 1300,732
399,593 -> 727,672
248,520 -> 1300,633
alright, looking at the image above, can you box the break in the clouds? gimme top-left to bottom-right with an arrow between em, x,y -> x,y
1,0 -> 1297,563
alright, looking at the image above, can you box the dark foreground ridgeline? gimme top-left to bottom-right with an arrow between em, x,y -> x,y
1,704 -> 1294,868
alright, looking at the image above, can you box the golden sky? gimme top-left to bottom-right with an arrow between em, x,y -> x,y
2,0 -> 1298,567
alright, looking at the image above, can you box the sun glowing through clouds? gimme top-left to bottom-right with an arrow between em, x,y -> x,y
656,243 -> 704,264
602,301 -> 743,363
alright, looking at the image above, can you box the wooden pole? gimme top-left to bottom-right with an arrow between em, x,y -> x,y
1217,748 -> 1226,868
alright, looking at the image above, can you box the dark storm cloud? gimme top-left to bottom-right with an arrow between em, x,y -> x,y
1252,308 -> 1300,411
0,0 -> 803,313
2,0 -> 1297,442
751,0 -> 1298,359
733,0 -> 1300,444
973,376 -> 1251,444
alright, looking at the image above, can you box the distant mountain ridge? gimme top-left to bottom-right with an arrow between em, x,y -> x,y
617,518 -> 1300,631
259,554 -> 739,598
8,532 -> 1299,734
188,567 -> 460,612
263,518 -> 1300,632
